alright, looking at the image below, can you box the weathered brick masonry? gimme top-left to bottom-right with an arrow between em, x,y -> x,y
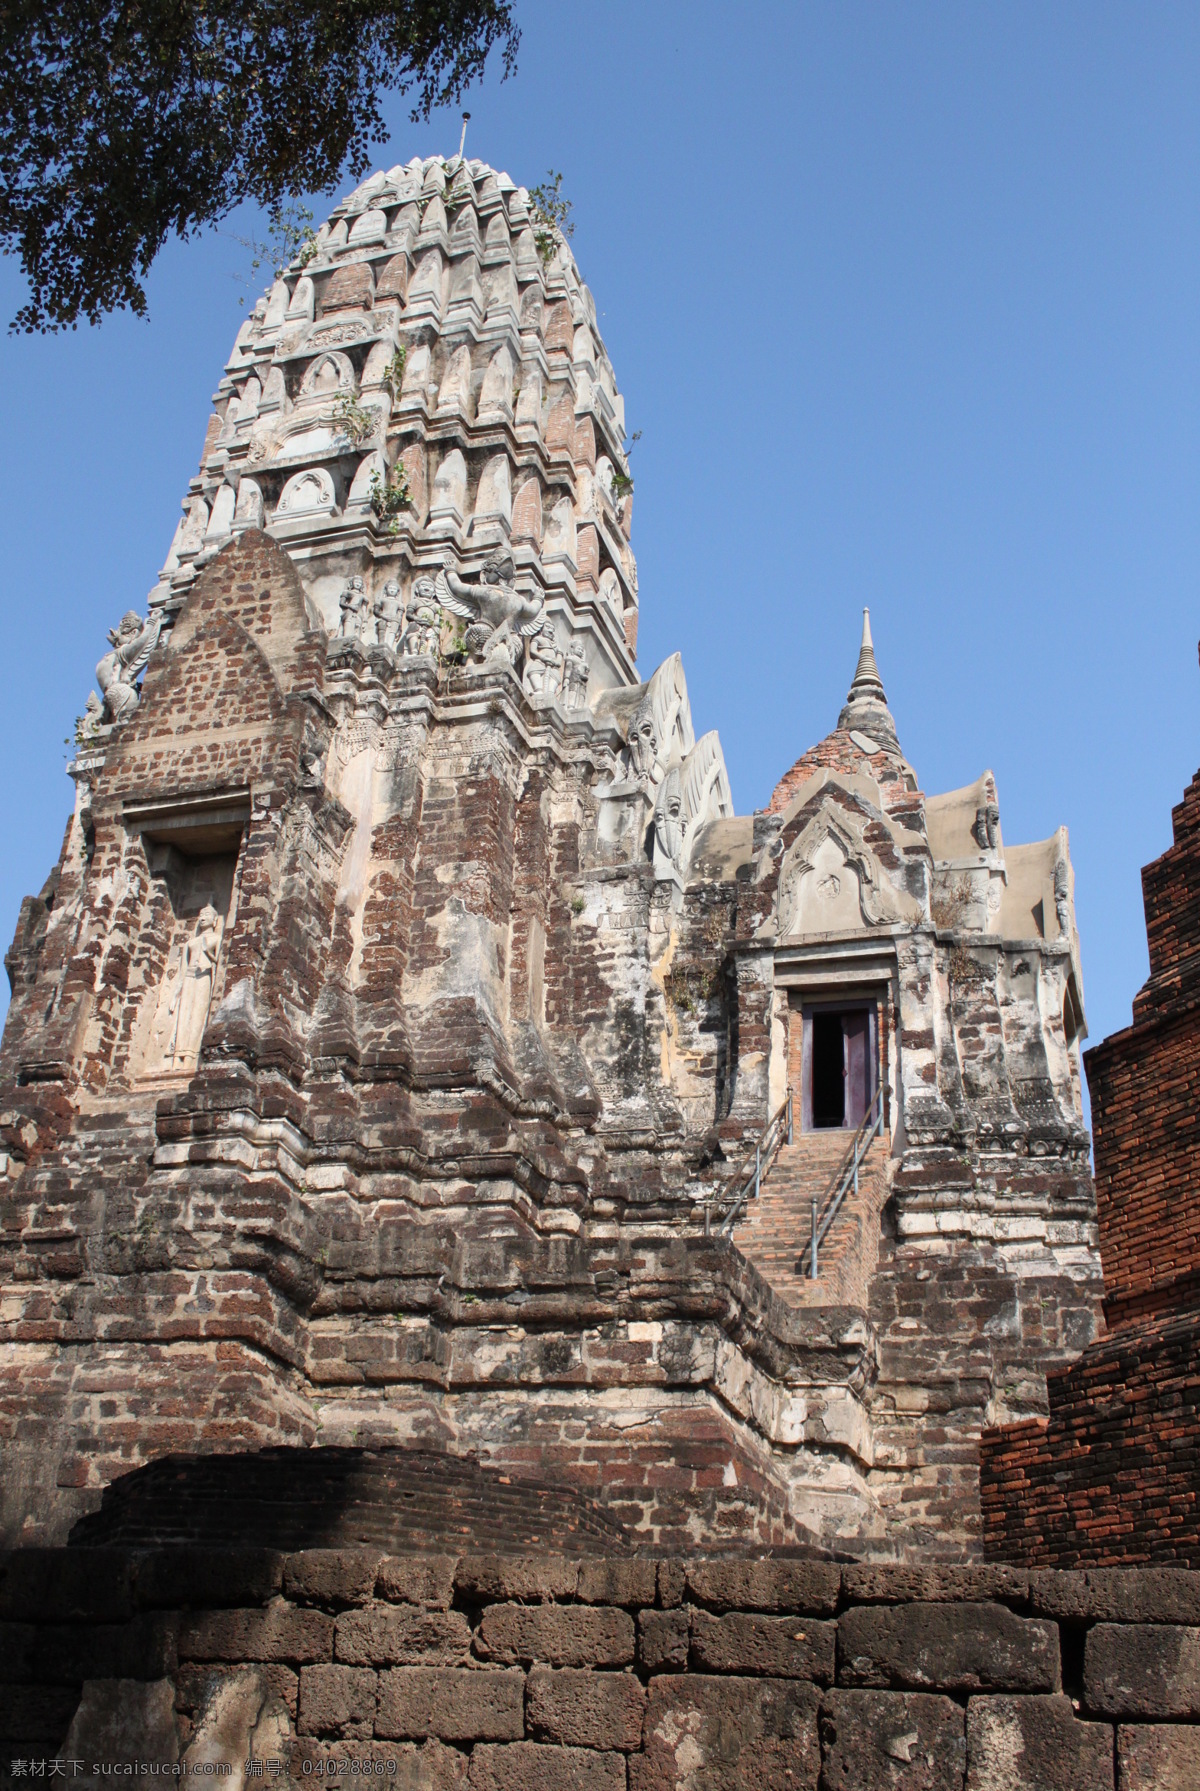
981,647 -> 1200,1566
4,1546 -> 1200,1788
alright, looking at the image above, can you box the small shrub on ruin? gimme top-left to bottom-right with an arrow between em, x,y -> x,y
334,394 -> 376,446
369,462 -> 412,535
931,874 -> 973,931
528,170 -> 575,265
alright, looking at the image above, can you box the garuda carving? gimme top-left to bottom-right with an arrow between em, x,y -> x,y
436,552 -> 545,664
776,803 -> 924,937
83,607 -> 166,735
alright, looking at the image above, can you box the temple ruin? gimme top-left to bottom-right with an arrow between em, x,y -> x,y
0,155 -> 1103,1560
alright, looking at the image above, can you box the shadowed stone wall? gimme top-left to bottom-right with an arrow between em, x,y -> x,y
4,1547 -> 1200,1788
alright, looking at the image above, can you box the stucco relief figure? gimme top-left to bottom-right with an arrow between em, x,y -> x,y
95,608 -> 165,725
484,620 -> 523,673
152,905 -> 223,1072
652,733 -> 732,884
524,621 -> 565,698
626,652 -> 690,789
337,576 -> 371,640
653,767 -> 688,879
400,579 -> 442,658
1054,858 -> 1071,934
373,580 -> 405,650
436,551 -> 545,661
562,641 -> 590,712
76,692 -> 105,743
973,802 -> 1000,851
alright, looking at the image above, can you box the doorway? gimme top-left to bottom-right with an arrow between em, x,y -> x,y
797,1001 -> 876,1132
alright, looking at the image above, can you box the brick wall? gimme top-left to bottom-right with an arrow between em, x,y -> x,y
4,1547 -> 1200,1788
979,645 -> 1200,1567
1087,1006 -> 1200,1322
980,1308 -> 1200,1567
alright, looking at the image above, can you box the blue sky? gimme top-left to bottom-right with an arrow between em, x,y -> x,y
0,1 -> 1196,1073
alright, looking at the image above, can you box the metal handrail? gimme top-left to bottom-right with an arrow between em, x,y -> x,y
808,1083 -> 884,1279
705,1088 -> 793,1238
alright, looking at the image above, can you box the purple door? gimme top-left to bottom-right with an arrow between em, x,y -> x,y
844,1011 -> 870,1129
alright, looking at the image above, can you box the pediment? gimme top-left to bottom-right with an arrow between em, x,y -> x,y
775,795 -> 925,940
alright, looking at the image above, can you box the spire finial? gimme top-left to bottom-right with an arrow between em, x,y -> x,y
846,607 -> 887,706
457,112 -> 471,159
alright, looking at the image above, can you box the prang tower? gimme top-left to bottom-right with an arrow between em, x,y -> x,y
0,156 -> 1101,1555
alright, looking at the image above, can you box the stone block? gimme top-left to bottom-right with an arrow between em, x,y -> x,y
134,1549 -> 283,1609
838,1602 -> 1059,1693
174,1661 -> 298,1719
965,1695 -> 1112,1790
376,1555 -> 457,1608
631,1674 -> 820,1789
657,1562 -> 686,1609
691,1609 -> 835,1682
375,1666 -> 525,1742
58,1677 -> 182,1780
1031,1569 -> 1200,1626
0,1549 -> 133,1623
297,1663 -> 378,1736
179,1602 -> 334,1664
639,1609 -> 688,1674
480,1603 -> 635,1668
0,1682 -> 83,1742
468,1742 -> 627,1790
181,1663 -> 294,1777
1084,1623 -> 1200,1718
2,1613 -> 177,1684
527,1665 -> 646,1750
819,1689 -> 966,1790
843,1565 -> 1028,1607
686,1560 -> 840,1615
292,1738 -> 468,1788
335,1603 -> 472,1665
284,1549 -> 382,1606
1117,1722 -> 1200,1790
456,1553 -> 579,1603
576,1559 -> 658,1607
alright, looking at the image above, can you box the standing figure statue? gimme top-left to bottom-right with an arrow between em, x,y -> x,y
562,640 -> 590,712
373,580 -> 405,651
524,620 -> 565,699
400,579 -> 442,658
165,904 -> 223,1071
436,552 -> 545,661
95,608 -> 165,725
337,576 -> 371,641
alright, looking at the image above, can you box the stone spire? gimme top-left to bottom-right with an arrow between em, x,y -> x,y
847,609 -> 886,705
837,607 -> 899,750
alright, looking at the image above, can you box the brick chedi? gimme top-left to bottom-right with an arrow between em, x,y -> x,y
0,155 -> 1102,1559
981,646 -> 1200,1566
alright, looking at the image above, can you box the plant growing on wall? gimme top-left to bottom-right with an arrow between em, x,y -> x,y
382,345 -> 408,400
232,201 -> 318,303
333,393 -> 376,446
610,428 -> 641,501
528,170 -> 574,266
369,460 -> 411,535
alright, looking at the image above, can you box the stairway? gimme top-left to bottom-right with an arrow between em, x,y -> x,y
731,1132 -> 886,1310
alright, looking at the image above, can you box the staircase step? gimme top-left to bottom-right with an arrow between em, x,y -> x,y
731,1134 -> 886,1311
